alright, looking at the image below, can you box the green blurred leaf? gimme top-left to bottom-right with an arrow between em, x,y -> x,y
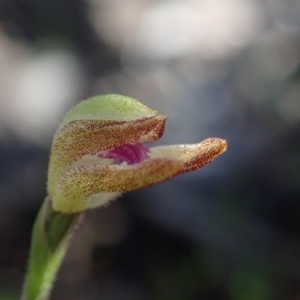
230,263 -> 272,300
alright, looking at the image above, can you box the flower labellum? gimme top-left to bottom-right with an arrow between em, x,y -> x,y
47,94 -> 227,213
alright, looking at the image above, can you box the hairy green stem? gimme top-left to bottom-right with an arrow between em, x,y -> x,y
21,197 -> 82,300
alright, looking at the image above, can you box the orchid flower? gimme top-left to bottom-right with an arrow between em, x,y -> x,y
22,94 -> 227,300
48,94 -> 227,214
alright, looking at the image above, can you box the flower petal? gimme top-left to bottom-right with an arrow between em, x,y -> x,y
88,192 -> 122,209
60,94 -> 159,125
53,159 -> 183,213
149,138 -> 227,172
48,95 -> 167,198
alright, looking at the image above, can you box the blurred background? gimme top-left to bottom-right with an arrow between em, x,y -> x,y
0,0 -> 300,299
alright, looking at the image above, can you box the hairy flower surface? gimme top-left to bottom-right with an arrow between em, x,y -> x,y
48,94 -> 227,213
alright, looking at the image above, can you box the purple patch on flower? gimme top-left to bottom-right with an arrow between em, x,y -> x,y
104,143 -> 150,165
